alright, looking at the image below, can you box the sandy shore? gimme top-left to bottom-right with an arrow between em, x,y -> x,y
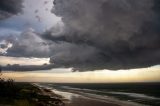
32,83 -> 65,106
35,84 -> 123,106
61,90 -> 143,106
34,83 -> 143,106
65,95 -> 120,106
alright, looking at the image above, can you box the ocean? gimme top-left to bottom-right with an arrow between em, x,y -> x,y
38,82 -> 160,106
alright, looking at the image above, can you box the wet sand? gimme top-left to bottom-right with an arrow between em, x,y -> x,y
66,95 -> 120,106
35,84 -> 142,106
53,89 -> 142,106
52,88 -> 121,106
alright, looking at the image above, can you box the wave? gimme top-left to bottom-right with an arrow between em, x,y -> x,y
60,85 -> 160,100
109,92 -> 160,100
37,83 -> 160,106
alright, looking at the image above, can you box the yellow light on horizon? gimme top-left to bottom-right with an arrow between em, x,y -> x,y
2,66 -> 160,83
0,56 -> 50,66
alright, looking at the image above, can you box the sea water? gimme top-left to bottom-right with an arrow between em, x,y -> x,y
39,82 -> 160,106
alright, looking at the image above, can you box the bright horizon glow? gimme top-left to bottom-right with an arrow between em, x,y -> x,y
0,56 -> 50,66
2,66 -> 160,83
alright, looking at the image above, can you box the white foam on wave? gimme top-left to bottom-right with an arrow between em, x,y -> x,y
34,83 -> 80,101
35,83 -> 159,106
109,92 -> 160,100
60,85 -> 160,100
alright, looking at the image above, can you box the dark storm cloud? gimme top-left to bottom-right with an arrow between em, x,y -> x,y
1,64 -> 57,71
2,0 -> 160,71
0,0 -> 23,20
44,0 -> 160,71
6,28 -> 52,57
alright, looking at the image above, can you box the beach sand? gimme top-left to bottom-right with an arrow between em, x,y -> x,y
50,87 -> 122,106
35,84 -> 142,106
66,95 -> 120,106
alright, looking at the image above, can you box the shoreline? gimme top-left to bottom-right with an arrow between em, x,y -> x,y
34,83 -> 120,106
35,83 -> 143,106
0,82 -> 65,106
59,89 -> 145,106
32,83 -> 66,106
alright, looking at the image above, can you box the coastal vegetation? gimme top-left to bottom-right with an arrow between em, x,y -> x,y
0,67 -> 64,106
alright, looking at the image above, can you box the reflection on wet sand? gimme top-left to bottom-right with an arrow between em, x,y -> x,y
37,84 -> 144,106
66,95 -> 120,106
52,89 -> 120,106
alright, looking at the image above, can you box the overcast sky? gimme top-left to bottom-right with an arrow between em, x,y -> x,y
0,0 -> 159,83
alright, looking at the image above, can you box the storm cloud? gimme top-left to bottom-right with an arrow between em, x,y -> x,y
45,0 -> 160,71
1,64 -> 55,71
0,0 -> 23,20
4,28 -> 51,57
2,0 -> 160,71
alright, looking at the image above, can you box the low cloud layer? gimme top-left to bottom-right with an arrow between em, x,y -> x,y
1,0 -> 160,71
2,64 -> 55,71
0,0 -> 23,20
